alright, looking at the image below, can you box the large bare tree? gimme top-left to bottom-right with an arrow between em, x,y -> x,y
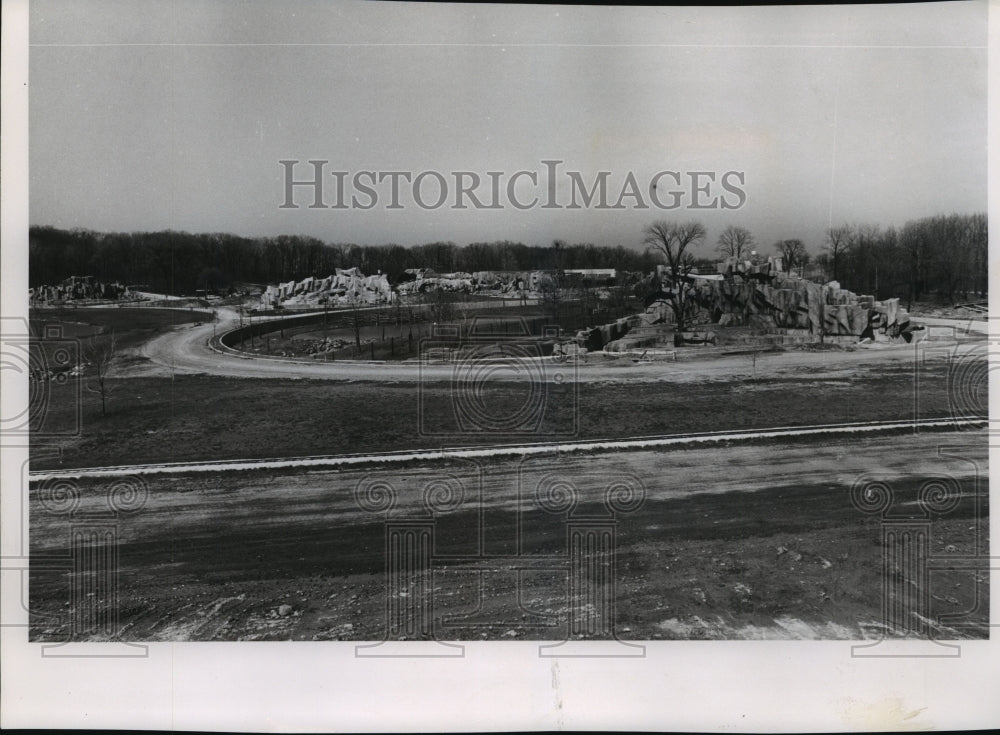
643,220 -> 706,338
774,239 -> 810,275
824,225 -> 853,283
715,225 -> 755,260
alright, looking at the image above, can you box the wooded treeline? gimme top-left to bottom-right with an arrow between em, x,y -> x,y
819,213 -> 986,305
28,227 -> 661,294
29,211 -> 986,303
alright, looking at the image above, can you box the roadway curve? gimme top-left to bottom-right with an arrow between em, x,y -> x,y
127,307 -> 987,385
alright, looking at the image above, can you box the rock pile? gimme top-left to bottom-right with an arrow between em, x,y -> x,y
568,257 -> 919,352
396,271 -> 476,295
30,276 -> 134,305
395,269 -> 555,297
685,258 -> 917,340
260,268 -> 394,309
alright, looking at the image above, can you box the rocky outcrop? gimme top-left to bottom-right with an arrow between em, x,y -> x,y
396,270 -> 555,297
690,259 -> 917,340
261,268 -> 394,308
30,275 -> 134,304
570,258 -> 919,352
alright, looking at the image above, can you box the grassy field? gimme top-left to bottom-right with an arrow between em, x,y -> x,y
30,357 -> 980,469
30,307 -> 213,352
234,300 -> 634,361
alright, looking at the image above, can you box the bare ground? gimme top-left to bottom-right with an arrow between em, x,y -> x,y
28,432 -> 988,641
25,308 -> 989,642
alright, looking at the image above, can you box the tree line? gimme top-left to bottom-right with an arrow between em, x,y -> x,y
29,211 -> 985,304
647,212 -> 986,338
28,226 -> 662,295
712,213 -> 986,305
819,213 -> 986,305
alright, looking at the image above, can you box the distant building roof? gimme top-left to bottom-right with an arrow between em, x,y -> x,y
564,268 -> 616,277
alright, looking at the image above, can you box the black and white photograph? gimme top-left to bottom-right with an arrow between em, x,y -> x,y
1,0 -> 996,730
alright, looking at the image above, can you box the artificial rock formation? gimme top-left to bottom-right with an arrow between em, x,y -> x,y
395,270 -> 555,297
573,257 -> 918,352
260,268 -> 394,309
694,257 -> 915,340
30,275 -> 134,305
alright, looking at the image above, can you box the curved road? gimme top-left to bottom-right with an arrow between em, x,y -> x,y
128,308 -> 987,385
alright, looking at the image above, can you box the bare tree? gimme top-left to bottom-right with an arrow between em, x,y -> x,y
422,288 -> 459,325
716,225 -> 755,260
967,212 -> 988,299
84,331 -> 118,417
575,283 -> 601,323
825,225 -> 853,284
535,281 -> 558,324
897,213 -> 986,306
643,220 -> 706,339
929,214 -> 980,305
774,239 -> 810,275
544,240 -> 566,322
351,301 -> 362,349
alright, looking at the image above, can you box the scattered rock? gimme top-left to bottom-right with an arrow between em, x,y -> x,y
732,583 -> 752,598
277,604 -> 293,617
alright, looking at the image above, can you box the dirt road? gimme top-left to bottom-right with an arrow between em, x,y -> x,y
131,311 -> 984,385
29,431 -> 989,642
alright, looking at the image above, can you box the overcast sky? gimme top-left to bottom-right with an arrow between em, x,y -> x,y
29,0 -> 987,258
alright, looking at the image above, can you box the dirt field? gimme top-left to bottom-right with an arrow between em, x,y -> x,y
28,432 -> 989,641
25,307 -> 989,643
